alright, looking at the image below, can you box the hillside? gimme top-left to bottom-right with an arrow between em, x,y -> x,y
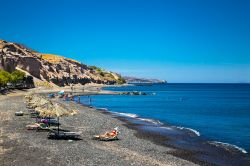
0,40 -> 125,86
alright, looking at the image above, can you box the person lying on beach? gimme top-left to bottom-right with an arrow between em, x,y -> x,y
93,127 -> 119,140
101,129 -> 117,137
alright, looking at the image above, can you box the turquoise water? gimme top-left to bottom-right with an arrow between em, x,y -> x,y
80,83 -> 250,153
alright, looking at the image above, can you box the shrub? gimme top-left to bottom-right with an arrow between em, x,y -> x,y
99,71 -> 105,77
0,70 -> 26,87
89,66 -> 102,72
117,77 -> 126,84
10,70 -> 25,84
0,70 -> 11,87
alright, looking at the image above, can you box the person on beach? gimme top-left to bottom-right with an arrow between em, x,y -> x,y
93,127 -> 119,140
78,95 -> 80,103
89,96 -> 92,105
104,129 -> 117,137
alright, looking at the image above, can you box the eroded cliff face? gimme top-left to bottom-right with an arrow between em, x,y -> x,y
0,39 -> 125,86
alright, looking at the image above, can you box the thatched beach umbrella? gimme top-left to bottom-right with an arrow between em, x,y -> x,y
37,103 -> 79,133
26,95 -> 38,106
25,92 -> 35,100
34,101 -> 54,114
32,99 -> 50,108
25,94 -> 33,102
25,94 -> 79,133
28,96 -> 52,109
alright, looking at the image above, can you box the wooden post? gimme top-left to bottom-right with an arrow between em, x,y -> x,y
57,117 -> 59,134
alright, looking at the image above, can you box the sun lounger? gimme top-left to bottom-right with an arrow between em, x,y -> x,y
37,118 -> 59,125
30,116 -> 60,125
93,134 -> 118,141
30,112 -> 40,118
26,105 -> 32,109
26,123 -> 49,130
47,130 -> 81,140
28,108 -> 36,112
29,110 -> 38,114
29,117 -> 60,126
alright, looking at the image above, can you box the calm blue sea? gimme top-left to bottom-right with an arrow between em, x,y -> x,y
80,83 -> 250,153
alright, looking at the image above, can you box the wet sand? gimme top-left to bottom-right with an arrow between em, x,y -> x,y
0,89 -> 197,166
110,115 -> 250,166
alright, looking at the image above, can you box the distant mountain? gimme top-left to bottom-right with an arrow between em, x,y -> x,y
0,39 -> 125,86
124,76 -> 167,84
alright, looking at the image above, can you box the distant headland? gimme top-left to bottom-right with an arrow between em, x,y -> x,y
124,76 -> 167,84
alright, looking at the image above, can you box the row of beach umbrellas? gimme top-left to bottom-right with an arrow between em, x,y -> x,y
25,93 -> 79,133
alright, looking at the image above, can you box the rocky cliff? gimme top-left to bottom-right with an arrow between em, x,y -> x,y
0,39 -> 125,86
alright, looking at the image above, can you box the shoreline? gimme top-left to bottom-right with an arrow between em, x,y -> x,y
0,86 -> 197,166
96,109 -> 250,166
75,86 -> 250,166
94,108 -> 210,166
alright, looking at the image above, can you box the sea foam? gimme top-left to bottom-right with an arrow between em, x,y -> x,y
96,108 -> 109,111
176,126 -> 201,136
208,141 -> 247,154
159,126 -> 174,130
110,111 -> 163,125
137,118 -> 163,125
111,111 -> 139,118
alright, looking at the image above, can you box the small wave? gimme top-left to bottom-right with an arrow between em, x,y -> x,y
96,108 -> 109,111
159,126 -> 174,130
176,126 -> 201,136
110,111 -> 163,125
137,118 -> 163,125
111,111 -> 139,118
208,141 -> 247,154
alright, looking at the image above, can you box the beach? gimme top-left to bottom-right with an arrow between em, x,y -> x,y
1,0 -> 249,165
0,87 -> 198,166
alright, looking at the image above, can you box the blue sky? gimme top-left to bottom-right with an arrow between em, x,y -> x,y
0,0 -> 250,83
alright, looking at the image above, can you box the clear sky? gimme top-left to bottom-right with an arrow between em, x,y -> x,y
0,0 -> 250,83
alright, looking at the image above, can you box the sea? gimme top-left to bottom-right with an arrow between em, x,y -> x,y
78,83 -> 250,165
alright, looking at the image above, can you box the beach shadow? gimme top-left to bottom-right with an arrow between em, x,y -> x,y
92,137 -> 120,142
47,128 -> 82,141
100,139 -> 120,142
0,88 -> 28,95
47,136 -> 82,141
